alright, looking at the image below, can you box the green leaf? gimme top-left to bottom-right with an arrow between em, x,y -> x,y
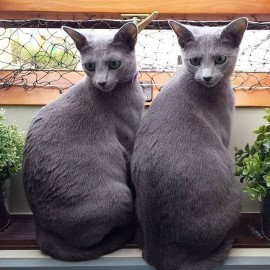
234,167 -> 243,176
264,159 -> 270,165
266,125 -> 270,132
253,143 -> 260,151
265,108 -> 270,114
263,141 -> 270,149
257,134 -> 265,141
260,125 -> 266,133
254,125 -> 267,134
263,175 -> 270,184
253,152 -> 260,160
254,127 -> 261,134
236,149 -> 244,155
236,159 -> 243,166
264,115 -> 270,122
250,146 -> 257,155
266,182 -> 270,188
245,144 -> 250,152
250,187 -> 260,193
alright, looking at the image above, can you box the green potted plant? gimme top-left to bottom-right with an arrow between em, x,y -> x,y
235,108 -> 270,240
0,109 -> 24,231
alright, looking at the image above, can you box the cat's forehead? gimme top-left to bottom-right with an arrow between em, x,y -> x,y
182,41 -> 232,59
182,25 -> 235,57
79,34 -> 127,62
83,32 -> 114,46
187,25 -> 223,39
80,32 -> 122,58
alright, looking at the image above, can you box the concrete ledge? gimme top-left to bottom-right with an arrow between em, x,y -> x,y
0,248 -> 270,269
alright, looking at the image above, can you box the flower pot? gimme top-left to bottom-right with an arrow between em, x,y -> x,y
261,189 -> 270,241
0,179 -> 10,231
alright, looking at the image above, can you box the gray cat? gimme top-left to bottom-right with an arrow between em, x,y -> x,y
131,18 -> 247,270
23,23 -> 145,261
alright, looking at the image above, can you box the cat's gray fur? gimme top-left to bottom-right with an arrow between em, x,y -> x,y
131,18 -> 248,270
23,23 -> 145,261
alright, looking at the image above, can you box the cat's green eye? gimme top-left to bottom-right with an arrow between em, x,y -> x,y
215,55 -> 227,65
109,61 -> 121,70
189,58 -> 201,66
85,62 -> 96,71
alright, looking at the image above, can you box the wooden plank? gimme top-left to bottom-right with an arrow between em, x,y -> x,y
235,89 -> 270,107
1,12 -> 268,21
1,71 -> 270,107
0,216 -> 36,249
0,0 -> 269,15
0,213 -> 269,249
1,86 -> 270,107
0,86 -> 68,106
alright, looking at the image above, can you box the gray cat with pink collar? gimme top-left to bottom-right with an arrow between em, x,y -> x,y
23,23 -> 144,261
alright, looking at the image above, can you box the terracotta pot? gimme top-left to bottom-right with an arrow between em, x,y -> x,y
261,189 -> 270,241
0,179 -> 10,231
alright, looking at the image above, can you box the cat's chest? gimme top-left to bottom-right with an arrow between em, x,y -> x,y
158,81 -> 234,148
188,91 -> 234,147
110,98 -> 140,136
46,84 -> 142,147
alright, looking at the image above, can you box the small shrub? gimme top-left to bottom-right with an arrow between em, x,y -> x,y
0,109 -> 24,181
235,108 -> 270,202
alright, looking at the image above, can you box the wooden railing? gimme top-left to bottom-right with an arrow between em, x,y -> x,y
0,0 -> 270,19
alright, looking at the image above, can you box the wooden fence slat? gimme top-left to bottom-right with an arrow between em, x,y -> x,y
0,0 -> 270,16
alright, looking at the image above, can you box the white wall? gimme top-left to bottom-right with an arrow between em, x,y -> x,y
2,106 -> 262,214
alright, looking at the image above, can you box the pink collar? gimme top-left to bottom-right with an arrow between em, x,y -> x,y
119,71 -> 138,84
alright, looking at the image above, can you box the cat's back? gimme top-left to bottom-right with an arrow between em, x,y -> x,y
135,69 -> 215,153
23,78 -> 118,205
28,78 -> 94,137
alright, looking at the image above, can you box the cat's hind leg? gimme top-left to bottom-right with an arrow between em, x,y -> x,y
36,223 -> 135,261
143,243 -> 187,270
179,226 -> 236,270
142,224 -> 237,270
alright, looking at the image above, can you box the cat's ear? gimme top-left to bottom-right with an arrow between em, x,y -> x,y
219,18 -> 248,47
112,23 -> 137,50
62,26 -> 88,51
169,20 -> 195,49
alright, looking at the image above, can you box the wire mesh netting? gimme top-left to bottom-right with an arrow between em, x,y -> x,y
1,18 -> 270,98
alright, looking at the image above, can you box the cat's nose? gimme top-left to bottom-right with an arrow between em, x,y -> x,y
98,81 -> 107,87
203,77 -> 213,82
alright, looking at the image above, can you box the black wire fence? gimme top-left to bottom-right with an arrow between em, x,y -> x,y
0,18 -> 270,98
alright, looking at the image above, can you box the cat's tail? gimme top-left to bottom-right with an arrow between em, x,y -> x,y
36,224 -> 135,261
